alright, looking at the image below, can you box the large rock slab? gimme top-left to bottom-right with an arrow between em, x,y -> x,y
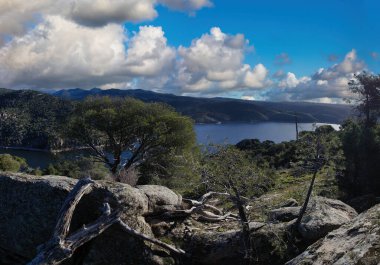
298,196 -> 358,241
137,185 -> 182,214
0,173 -> 157,265
184,221 -> 291,265
268,206 -> 301,222
286,203 -> 380,265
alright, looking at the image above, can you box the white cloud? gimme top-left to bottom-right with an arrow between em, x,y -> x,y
0,16 -> 175,89
67,0 -> 158,26
244,64 -> 269,88
0,0 -> 212,42
265,49 -> 365,102
125,26 -> 176,76
177,27 -> 269,93
0,0 -> 366,104
279,72 -> 300,88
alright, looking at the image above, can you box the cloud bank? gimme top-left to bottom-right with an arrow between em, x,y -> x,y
0,1 -> 370,103
265,50 -> 365,102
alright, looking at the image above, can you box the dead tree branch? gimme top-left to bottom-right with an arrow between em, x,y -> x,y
27,178 -> 120,265
27,178 -> 187,265
117,219 -> 186,256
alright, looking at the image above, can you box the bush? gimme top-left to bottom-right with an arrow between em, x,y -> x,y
44,156 -> 110,180
340,120 -> 380,197
0,154 -> 28,172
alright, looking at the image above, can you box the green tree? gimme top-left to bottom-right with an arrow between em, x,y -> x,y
348,72 -> 380,127
292,125 -> 344,233
67,97 -> 196,182
340,119 -> 380,196
200,145 -> 274,264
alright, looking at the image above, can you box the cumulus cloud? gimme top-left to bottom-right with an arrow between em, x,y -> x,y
176,27 -> 269,93
1,0 -> 367,103
66,0 -> 158,26
0,16 -> 175,89
125,26 -> 176,76
0,0 -> 212,41
265,49 -> 365,102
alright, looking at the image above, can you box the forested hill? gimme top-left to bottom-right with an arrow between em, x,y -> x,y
0,88 -> 73,149
53,88 -> 352,123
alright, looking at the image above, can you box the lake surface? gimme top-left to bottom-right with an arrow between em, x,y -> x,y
195,122 -> 340,145
0,122 -> 339,168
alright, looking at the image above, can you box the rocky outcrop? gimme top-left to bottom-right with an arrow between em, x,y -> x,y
298,196 -> 358,241
183,196 -> 359,265
268,206 -> 300,222
286,203 -> 380,265
0,173 -> 176,265
0,172 -> 370,265
137,185 -> 182,215
183,221 -> 291,265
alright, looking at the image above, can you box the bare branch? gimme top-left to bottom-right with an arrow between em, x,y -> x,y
54,178 -> 94,240
117,219 -> 186,256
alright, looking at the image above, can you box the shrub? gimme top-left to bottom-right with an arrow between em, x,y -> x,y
0,154 -> 28,172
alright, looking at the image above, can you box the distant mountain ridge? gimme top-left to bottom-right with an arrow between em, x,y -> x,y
53,88 -> 352,124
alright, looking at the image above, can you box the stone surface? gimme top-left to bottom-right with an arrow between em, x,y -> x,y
184,221 -> 290,265
286,204 -> 380,265
280,198 -> 299,208
298,196 -> 358,241
268,206 -> 300,222
0,173 -> 156,265
137,185 -> 182,214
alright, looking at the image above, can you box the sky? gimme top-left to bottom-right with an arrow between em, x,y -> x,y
0,0 -> 379,103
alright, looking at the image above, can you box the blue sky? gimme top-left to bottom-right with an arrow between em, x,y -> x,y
134,0 -> 380,76
0,0 -> 379,102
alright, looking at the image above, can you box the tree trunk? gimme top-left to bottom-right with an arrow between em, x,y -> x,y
293,168 -> 318,233
231,185 -> 253,265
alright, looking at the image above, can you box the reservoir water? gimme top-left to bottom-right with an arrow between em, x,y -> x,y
195,122 -> 340,145
0,122 -> 339,168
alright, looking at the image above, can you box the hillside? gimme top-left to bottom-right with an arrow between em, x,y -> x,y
53,88 -> 353,123
0,88 -> 73,149
0,87 -> 353,149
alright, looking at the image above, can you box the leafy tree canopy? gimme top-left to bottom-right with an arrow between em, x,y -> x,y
67,96 -> 196,182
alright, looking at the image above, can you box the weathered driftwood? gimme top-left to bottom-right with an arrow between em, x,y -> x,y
159,191 -> 242,222
27,178 -> 120,265
27,178 -> 186,265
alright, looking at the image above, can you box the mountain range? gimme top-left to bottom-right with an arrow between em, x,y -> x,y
53,88 -> 353,124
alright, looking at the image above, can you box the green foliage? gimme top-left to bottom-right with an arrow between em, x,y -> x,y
340,119 -> 380,196
44,156 -> 110,180
348,72 -> 380,127
0,154 -> 28,172
292,125 -> 344,176
140,146 -> 202,194
200,145 -> 275,198
67,96 -> 196,182
30,168 -> 43,176
236,139 -> 297,169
